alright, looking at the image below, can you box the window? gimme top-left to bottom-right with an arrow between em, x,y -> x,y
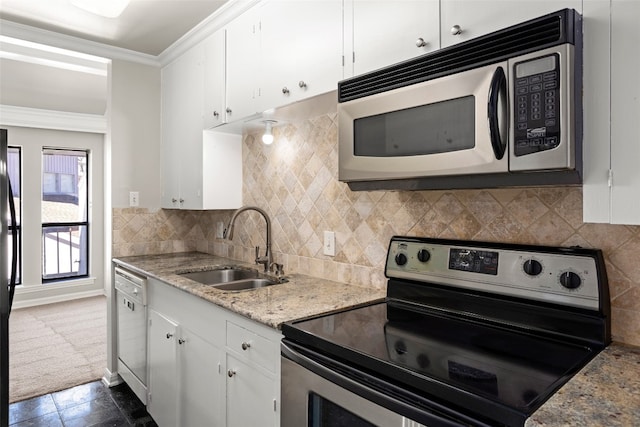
7,146 -> 21,285
41,149 -> 89,281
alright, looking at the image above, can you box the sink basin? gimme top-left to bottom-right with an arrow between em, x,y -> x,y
212,278 -> 277,292
179,268 -> 259,285
178,267 -> 285,292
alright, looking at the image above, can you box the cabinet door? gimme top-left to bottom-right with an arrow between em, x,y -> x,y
226,7 -> 260,121
441,0 -> 582,47
179,328 -> 225,427
160,45 -> 204,209
203,30 -> 227,129
348,0 -> 439,77
226,354 -> 277,427
260,0 -> 343,109
610,0 -> 640,224
160,58 -> 183,209
148,310 -> 178,427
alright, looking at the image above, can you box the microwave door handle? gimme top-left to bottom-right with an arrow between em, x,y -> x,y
488,66 -> 508,160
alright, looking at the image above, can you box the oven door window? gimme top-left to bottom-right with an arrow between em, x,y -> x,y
309,392 -> 376,427
353,95 -> 475,157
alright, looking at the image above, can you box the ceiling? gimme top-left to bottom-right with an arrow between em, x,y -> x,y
0,0 -> 230,116
0,0 -> 230,56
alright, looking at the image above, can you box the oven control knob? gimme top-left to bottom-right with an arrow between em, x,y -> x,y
523,259 -> 542,276
417,249 -> 431,263
560,272 -> 582,289
395,253 -> 408,266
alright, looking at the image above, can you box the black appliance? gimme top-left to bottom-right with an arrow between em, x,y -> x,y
1,128 -> 19,426
281,236 -> 610,426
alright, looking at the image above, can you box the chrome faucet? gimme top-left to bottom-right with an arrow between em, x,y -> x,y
223,206 -> 272,272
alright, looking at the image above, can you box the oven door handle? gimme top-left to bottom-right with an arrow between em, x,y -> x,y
488,66 -> 508,160
281,341 -> 477,427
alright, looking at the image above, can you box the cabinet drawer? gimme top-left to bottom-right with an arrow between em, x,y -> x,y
226,321 -> 278,373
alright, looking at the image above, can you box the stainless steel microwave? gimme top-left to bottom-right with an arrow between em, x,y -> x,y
338,9 -> 583,191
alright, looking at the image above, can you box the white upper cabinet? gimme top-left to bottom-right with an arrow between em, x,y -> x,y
345,0 -> 439,77
225,6 -> 261,121
441,0 -> 582,48
161,39 -> 242,210
583,0 -> 640,224
203,30 -> 227,129
259,0 -> 343,110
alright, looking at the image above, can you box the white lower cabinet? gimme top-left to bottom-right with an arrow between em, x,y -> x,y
147,278 -> 282,426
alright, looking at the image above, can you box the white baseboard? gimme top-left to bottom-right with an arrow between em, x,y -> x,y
102,368 -> 122,388
11,288 -> 105,310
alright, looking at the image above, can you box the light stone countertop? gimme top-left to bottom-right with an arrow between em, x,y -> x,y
526,343 -> 640,426
113,251 -> 385,329
114,252 -> 640,426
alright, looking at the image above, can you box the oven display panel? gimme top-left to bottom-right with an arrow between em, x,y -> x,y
449,249 -> 499,275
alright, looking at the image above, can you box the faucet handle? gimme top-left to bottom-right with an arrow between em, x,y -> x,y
269,262 -> 284,277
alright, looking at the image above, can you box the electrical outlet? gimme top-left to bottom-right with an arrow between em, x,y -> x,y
216,222 -> 225,239
323,231 -> 336,256
129,191 -> 139,207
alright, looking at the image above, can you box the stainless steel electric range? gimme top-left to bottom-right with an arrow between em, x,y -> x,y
281,236 -> 610,427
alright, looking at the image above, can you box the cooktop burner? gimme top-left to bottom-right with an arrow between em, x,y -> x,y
282,237 -> 611,426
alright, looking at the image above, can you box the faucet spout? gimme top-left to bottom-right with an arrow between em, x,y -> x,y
224,206 -> 272,272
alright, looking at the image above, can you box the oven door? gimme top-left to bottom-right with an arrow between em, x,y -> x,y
338,61 -> 509,182
281,341 -> 478,427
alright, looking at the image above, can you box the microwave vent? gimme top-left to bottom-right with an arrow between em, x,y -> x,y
339,9 -> 579,102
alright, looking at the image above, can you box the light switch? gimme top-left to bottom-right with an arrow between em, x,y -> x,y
323,231 -> 336,256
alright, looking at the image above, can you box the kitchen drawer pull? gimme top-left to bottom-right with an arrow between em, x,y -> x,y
241,341 -> 251,351
451,25 -> 462,36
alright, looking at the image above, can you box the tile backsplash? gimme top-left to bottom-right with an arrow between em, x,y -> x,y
113,112 -> 640,347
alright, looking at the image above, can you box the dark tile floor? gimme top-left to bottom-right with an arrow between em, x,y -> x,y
9,380 -> 157,426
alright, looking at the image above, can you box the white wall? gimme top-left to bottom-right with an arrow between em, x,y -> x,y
109,60 -> 161,209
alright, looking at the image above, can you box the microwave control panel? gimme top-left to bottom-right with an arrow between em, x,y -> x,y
513,54 -> 561,156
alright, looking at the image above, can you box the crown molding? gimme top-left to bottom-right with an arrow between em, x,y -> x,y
157,0 -> 263,66
0,105 -> 107,133
0,19 -> 160,67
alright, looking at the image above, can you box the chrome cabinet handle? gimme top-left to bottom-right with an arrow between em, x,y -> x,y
178,339 -> 185,345
228,369 -> 236,378
171,198 -> 177,203
166,333 -> 173,339
241,342 -> 251,351
451,25 -> 462,36
416,37 -> 427,47
298,80 -> 307,88
213,111 -> 219,117
179,198 -> 184,204
282,87 -> 290,94
226,107 -> 232,114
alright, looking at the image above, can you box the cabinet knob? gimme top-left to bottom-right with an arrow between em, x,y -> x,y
179,198 -> 184,205
213,111 -> 219,118
171,198 -> 177,204
298,80 -> 307,89
416,37 -> 428,48
241,342 -> 251,351
166,333 -> 173,339
451,25 -> 463,36
178,339 -> 185,345
227,369 -> 236,378
226,107 -> 232,114
282,87 -> 290,95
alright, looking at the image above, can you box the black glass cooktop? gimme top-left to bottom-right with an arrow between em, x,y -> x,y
283,300 -> 595,419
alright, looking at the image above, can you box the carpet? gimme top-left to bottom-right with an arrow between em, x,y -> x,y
8,295 -> 107,403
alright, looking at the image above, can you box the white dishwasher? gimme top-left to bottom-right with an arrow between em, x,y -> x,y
115,266 -> 148,404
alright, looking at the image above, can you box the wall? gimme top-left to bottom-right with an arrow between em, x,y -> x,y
112,112 -> 640,347
109,60 -> 161,209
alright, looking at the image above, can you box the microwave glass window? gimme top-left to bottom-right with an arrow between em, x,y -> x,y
354,95 -> 475,157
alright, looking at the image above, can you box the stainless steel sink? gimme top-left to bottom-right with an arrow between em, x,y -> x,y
212,278 -> 277,291
178,267 -> 284,292
179,268 -> 259,285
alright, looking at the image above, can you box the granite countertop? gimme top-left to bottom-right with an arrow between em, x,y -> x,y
526,343 -> 640,426
113,251 -> 385,329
